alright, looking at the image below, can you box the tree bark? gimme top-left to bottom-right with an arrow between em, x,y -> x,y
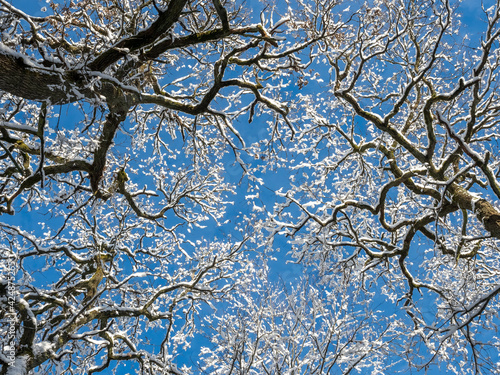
449,184 -> 500,239
0,53 -> 82,104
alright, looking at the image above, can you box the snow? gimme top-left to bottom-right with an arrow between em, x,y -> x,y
88,71 -> 142,95
0,120 -> 38,135
0,43 -> 43,69
5,355 -> 29,375
32,341 -> 54,357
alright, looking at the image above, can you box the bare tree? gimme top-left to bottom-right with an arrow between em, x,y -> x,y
3,0 -> 500,374
199,269 -> 404,375
268,0 -> 500,373
0,0 -> 318,373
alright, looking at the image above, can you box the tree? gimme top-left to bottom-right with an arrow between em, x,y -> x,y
1,0 -> 500,374
0,0 -> 314,373
264,0 -> 500,373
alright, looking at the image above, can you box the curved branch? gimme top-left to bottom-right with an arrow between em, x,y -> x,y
87,0 -> 188,72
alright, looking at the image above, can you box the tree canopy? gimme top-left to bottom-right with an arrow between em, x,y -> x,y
1,0 -> 500,374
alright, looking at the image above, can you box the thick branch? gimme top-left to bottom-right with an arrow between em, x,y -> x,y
0,50 -> 138,106
88,0 -> 188,72
91,110 -> 127,195
0,52 -> 81,104
212,0 -> 230,31
448,185 -> 500,239
3,159 -> 93,214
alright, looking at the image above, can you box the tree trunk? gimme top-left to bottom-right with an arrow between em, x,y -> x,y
0,52 -> 79,104
449,184 -> 500,239
1,356 -> 29,375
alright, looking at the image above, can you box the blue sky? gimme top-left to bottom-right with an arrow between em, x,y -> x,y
4,0 -> 497,374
